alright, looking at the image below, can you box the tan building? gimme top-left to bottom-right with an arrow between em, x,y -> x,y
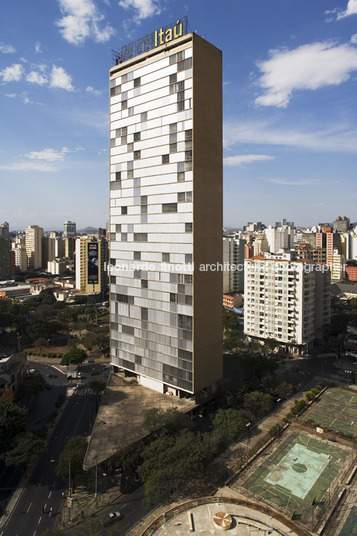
109,22 -> 223,397
75,236 -> 108,295
25,225 -> 43,269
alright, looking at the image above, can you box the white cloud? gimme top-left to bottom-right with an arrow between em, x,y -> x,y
0,147 -> 71,173
26,71 -> 47,85
85,85 -> 102,96
0,43 -> 16,54
56,0 -> 115,45
0,161 -> 57,172
0,63 -> 24,82
337,0 -> 357,19
268,178 -> 317,186
34,41 -> 42,53
255,41 -> 357,108
5,92 -> 31,104
49,65 -> 74,91
351,34 -> 357,44
223,154 -> 275,166
224,119 -> 357,153
26,147 -> 70,162
118,0 -> 162,20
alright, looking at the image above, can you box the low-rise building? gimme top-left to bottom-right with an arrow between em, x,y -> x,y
0,353 -> 27,402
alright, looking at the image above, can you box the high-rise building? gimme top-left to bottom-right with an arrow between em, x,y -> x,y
333,216 -> 350,234
244,253 -> 330,353
64,221 -> 76,238
0,222 -> 9,240
75,236 -> 108,294
223,235 -> 245,293
25,225 -> 43,269
109,23 -> 223,397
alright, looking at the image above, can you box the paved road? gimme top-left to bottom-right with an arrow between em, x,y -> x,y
63,484 -> 147,536
1,385 -> 99,536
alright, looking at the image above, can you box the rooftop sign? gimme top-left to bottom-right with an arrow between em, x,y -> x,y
113,16 -> 188,65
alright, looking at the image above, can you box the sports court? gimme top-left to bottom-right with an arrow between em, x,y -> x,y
303,387 -> 357,438
339,505 -> 357,536
240,430 -> 350,522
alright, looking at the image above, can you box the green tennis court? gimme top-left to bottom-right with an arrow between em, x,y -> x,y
303,387 -> 357,438
241,431 -> 349,522
339,505 -> 357,536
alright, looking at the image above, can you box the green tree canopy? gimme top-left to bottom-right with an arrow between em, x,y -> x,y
0,399 -> 27,455
56,436 -> 88,487
211,408 -> 249,442
142,407 -> 193,436
61,347 -> 87,366
243,391 -> 273,419
138,430 -> 207,508
3,431 -> 46,466
17,371 -> 46,403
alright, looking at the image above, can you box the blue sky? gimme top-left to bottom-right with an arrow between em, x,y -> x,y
1,0 -> 356,231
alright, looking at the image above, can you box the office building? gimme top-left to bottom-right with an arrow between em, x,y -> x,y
25,225 -> 43,269
109,23 -> 223,397
244,253 -> 330,353
75,235 -> 108,294
64,221 -> 76,238
333,216 -> 350,234
223,234 -> 245,293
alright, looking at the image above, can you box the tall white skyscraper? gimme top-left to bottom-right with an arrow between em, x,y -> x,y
109,23 -> 222,397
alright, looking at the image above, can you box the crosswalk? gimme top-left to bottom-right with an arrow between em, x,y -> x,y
73,385 -> 99,396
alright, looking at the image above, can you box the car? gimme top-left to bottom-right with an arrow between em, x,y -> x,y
29,369 -> 37,373
103,511 -> 123,527
48,373 -> 57,379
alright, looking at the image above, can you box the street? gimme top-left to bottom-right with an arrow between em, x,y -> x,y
1,384 -> 99,536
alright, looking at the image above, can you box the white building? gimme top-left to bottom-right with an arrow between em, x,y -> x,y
264,225 -> 295,254
109,24 -> 223,397
244,253 -> 330,352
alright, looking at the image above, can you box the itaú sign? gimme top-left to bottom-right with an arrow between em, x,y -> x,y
113,16 -> 188,64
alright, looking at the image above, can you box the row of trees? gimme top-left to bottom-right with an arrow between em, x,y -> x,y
0,399 -> 46,468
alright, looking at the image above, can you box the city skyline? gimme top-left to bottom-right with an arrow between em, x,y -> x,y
1,0 -> 357,229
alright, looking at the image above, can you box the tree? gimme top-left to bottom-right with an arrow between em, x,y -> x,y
142,407 -> 193,436
56,436 -> 88,488
223,330 -> 243,351
211,408 -> 248,442
0,399 -> 27,455
17,372 -> 46,404
61,347 -> 87,366
138,430 -> 207,508
243,391 -> 273,419
34,337 -> 48,355
3,431 -> 46,466
93,334 -> 110,355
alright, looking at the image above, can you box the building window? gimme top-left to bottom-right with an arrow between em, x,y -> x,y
141,279 -> 148,289
177,172 -> 185,182
134,132 -> 140,141
134,233 -> 147,242
127,143 -> 133,152
185,129 -> 192,141
178,192 -> 192,202
127,170 -> 134,179
162,154 -> 169,164
116,225 -> 121,232
177,57 -> 192,72
185,254 -> 192,263
134,150 -> 141,160
185,150 -> 192,161
134,251 -> 141,260
185,223 -> 192,233
162,253 -> 170,262
110,86 -> 121,97
122,100 -> 127,110
169,123 -> 177,134
121,136 -> 127,145
141,195 -> 148,214
141,307 -> 148,320
141,111 -> 147,121
134,77 -> 141,88
170,143 -> 177,153
110,138 -> 116,147
110,179 -> 121,190
177,100 -> 185,112
169,73 -> 177,84
162,203 -> 177,213
128,107 -> 134,116
169,133 -> 177,143
121,206 -> 127,215
121,233 -> 127,241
